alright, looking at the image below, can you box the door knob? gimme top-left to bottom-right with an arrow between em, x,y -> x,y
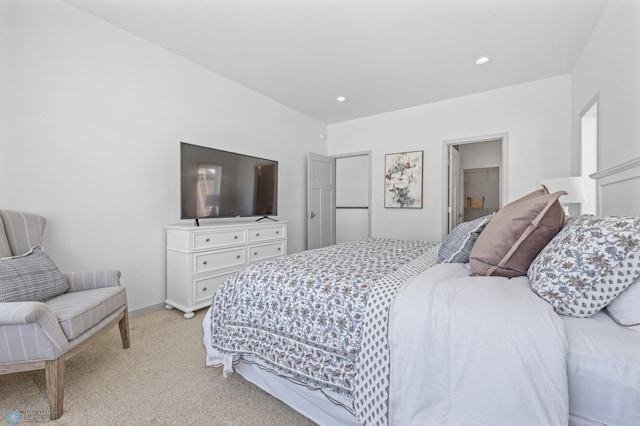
307,212 -> 316,218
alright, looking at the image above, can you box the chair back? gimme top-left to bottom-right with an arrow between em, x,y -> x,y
0,210 -> 47,256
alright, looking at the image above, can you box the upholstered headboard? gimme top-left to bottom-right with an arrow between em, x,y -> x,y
590,157 -> 640,217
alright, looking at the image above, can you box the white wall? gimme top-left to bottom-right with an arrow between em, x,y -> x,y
459,140 -> 502,170
571,0 -> 640,172
0,0 -> 327,313
327,75 -> 572,242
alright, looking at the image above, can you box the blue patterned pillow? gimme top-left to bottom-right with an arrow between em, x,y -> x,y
438,215 -> 493,263
0,246 -> 69,302
529,215 -> 640,317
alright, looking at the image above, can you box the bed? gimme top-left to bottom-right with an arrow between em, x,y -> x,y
203,157 -> 640,426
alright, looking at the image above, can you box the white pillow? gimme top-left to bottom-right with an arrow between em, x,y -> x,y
606,277 -> 640,333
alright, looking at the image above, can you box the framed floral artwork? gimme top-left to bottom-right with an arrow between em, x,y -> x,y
384,150 -> 423,208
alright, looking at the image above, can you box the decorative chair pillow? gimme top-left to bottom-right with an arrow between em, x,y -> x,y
529,215 -> 640,317
469,187 -> 566,277
605,276 -> 640,332
438,215 -> 493,263
0,246 -> 69,302
0,216 -> 11,258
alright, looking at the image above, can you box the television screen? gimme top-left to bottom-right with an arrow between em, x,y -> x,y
180,142 -> 278,219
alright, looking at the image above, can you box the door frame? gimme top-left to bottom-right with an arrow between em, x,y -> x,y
447,145 -> 462,233
579,94 -> 599,215
442,132 -> 509,239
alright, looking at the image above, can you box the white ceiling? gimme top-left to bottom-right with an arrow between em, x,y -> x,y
62,0 -> 610,124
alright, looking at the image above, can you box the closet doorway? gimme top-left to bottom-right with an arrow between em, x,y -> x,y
463,167 -> 500,221
443,134 -> 508,238
335,152 -> 371,243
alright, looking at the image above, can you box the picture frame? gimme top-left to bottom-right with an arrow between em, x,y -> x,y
384,150 -> 423,208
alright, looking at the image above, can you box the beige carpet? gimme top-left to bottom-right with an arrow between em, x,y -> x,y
0,308 -> 317,425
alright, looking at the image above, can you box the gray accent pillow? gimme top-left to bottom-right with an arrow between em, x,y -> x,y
0,246 -> 69,302
438,215 -> 493,263
0,216 -> 12,258
529,215 -> 640,318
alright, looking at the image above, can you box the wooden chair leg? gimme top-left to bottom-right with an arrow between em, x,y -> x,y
45,357 -> 65,420
119,309 -> 131,349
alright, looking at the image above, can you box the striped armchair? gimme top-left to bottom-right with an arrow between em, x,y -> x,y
0,210 -> 130,420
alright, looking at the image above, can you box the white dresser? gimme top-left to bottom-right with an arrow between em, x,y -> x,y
165,220 -> 287,318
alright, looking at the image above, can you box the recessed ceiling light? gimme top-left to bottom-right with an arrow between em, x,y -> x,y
336,96 -> 347,102
475,56 -> 490,65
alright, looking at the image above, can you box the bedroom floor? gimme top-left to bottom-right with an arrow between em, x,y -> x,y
0,308 -> 316,426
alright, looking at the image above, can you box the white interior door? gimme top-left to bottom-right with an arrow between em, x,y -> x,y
307,153 -> 336,250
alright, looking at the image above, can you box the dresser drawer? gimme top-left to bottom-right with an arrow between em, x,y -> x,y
194,248 -> 245,274
193,273 -> 236,304
247,225 -> 285,243
248,241 -> 286,262
193,229 -> 246,250
166,220 -> 287,319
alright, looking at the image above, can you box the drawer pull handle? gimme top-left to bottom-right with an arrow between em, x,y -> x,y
236,255 -> 241,259
202,260 -> 207,265
276,231 -> 279,234
202,287 -> 207,292
234,235 -> 238,239
205,238 -> 210,242
278,247 -> 281,251
256,233 -> 260,237
254,252 -> 258,256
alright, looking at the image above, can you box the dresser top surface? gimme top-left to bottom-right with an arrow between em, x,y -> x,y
165,219 -> 287,231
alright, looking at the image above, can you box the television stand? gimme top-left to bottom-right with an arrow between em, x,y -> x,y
256,216 -> 278,222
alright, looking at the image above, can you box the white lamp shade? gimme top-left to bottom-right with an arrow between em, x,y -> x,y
538,176 -> 589,204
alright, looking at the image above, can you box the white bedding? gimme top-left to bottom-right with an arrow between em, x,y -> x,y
204,239 -> 640,425
388,263 -> 569,425
203,257 -> 640,426
563,311 -> 640,426
204,257 -> 572,425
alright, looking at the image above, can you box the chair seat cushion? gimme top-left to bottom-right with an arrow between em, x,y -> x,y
45,286 -> 127,340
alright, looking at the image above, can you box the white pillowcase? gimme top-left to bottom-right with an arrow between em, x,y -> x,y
606,277 -> 640,333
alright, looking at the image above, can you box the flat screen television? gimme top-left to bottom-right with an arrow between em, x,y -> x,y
180,142 -> 278,222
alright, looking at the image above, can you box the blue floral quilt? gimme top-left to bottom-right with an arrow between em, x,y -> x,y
206,237 -> 436,400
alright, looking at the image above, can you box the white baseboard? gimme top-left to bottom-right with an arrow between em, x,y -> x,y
129,302 -> 165,318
